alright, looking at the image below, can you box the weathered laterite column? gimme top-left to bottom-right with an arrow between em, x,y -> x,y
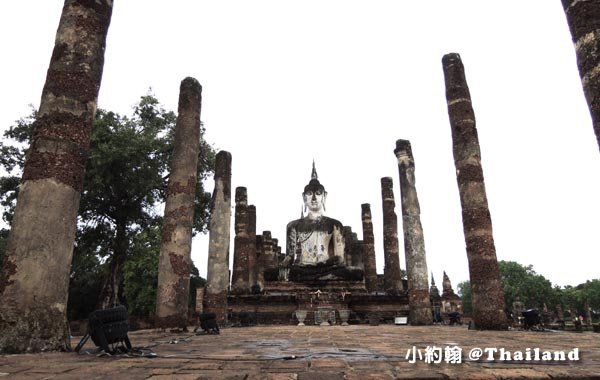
394,139 -> 432,325
155,78 -> 202,329
231,187 -> 250,294
255,235 -> 264,291
204,151 -> 232,325
263,232 -> 275,268
343,226 -> 354,265
247,205 -> 257,290
273,238 -> 281,262
562,0 -> 600,152
261,231 -> 275,280
381,177 -> 403,295
0,0 -> 113,354
361,203 -> 378,292
442,53 -> 507,330
351,237 -> 364,269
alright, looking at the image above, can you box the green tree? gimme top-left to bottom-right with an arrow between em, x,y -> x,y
123,224 -> 206,317
0,93 -> 214,318
0,229 -> 9,269
581,279 -> 600,312
560,280 -> 600,321
67,228 -> 104,320
457,280 -> 472,313
122,226 -> 161,317
498,261 -> 557,311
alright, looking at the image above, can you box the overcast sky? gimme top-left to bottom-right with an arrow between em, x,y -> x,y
1,1 -> 599,289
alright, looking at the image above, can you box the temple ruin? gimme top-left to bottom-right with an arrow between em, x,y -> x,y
3,0 -> 600,357
197,156 -> 476,326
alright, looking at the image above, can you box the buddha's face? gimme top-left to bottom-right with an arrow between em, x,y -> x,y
304,189 -> 325,212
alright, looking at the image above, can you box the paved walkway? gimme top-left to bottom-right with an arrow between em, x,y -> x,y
0,325 -> 599,379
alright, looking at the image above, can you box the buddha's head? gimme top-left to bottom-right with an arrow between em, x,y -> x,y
303,178 -> 326,214
302,161 -> 327,216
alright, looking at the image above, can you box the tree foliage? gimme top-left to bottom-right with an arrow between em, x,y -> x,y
0,92 -> 214,318
457,280 -> 472,313
498,260 -> 557,311
560,280 -> 600,319
455,261 -> 599,322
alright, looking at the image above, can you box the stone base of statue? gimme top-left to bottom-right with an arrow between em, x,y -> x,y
227,279 -> 409,326
288,258 -> 364,282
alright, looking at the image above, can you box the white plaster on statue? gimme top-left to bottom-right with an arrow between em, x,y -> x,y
285,163 -> 345,266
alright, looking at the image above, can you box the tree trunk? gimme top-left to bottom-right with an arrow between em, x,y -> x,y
562,0 -> 600,152
0,0 -> 112,353
97,221 -> 128,309
155,78 -> 202,329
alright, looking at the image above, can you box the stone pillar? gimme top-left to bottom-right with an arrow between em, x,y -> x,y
155,77 -> 203,329
0,0 -> 113,353
343,226 -> 354,265
263,232 -> 275,268
272,238 -> 280,262
381,177 -> 403,295
204,151 -> 232,325
562,1 -> 600,152
255,235 -> 264,291
361,203 -> 378,293
231,187 -> 250,294
393,140 -> 432,325
351,238 -> 364,269
442,53 -> 507,330
247,205 -> 257,290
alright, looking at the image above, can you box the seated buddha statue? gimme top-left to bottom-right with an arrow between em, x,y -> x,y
282,163 -> 363,281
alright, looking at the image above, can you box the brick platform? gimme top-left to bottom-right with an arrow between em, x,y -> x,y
1,325 -> 598,379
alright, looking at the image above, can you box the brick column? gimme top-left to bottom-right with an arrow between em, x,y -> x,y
155,77 -> 203,329
361,203 -> 378,292
231,187 -> 250,294
247,205 -> 257,290
442,53 -> 507,330
343,226 -> 354,266
0,0 -> 113,353
394,139 -> 432,325
204,151 -> 232,325
351,238 -> 364,269
261,231 -> 276,281
381,177 -> 403,295
562,0 -> 600,152
255,235 -> 264,291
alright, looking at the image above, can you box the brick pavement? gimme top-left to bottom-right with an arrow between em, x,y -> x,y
0,325 -> 599,379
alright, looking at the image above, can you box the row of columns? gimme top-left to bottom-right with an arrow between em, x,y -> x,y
159,51 -> 508,330
1,0 -> 597,353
